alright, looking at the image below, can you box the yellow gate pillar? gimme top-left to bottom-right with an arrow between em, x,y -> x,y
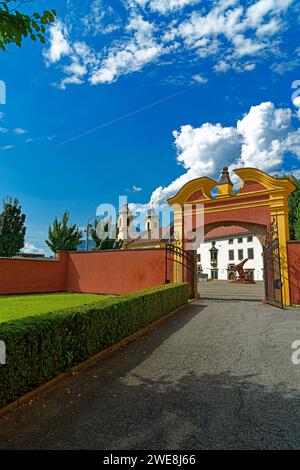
270,196 -> 291,307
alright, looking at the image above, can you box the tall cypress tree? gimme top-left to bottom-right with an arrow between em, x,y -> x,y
46,211 -> 82,253
0,196 -> 26,257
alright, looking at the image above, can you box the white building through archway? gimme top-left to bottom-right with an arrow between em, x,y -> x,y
197,225 -> 264,281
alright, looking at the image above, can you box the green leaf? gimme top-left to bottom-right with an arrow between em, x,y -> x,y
31,20 -> 40,32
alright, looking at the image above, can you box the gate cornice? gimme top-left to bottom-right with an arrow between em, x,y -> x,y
167,176 -> 217,205
234,167 -> 296,196
168,167 -> 296,206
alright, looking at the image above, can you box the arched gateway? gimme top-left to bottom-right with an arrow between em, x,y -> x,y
167,167 -> 296,307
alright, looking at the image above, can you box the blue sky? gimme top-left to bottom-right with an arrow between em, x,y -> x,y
1,0 -> 300,254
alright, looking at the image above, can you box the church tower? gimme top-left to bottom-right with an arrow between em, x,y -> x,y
118,204 -> 133,241
145,205 -> 160,239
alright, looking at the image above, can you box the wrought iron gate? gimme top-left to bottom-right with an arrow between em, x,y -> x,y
165,238 -> 195,298
263,217 -> 283,309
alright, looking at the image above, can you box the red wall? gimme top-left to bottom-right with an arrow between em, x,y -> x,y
0,249 -> 167,296
287,242 -> 300,305
0,253 -> 68,294
66,249 -> 166,295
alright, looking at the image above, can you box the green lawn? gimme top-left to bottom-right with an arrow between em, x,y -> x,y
0,293 -> 109,323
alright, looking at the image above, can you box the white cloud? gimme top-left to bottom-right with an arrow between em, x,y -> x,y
90,15 -> 162,85
150,122 -> 240,204
21,243 -> 44,255
235,101 -> 293,169
215,59 -> 256,73
282,130 -> 300,159
43,1 -> 294,87
291,168 -> 300,179
246,0 -> 292,27
82,0 -> 120,36
177,0 -> 292,68
243,62 -> 256,71
44,14 -> 163,88
126,184 -> 143,193
293,95 -> 300,119
214,59 -> 231,72
43,20 -> 71,64
0,127 -> 7,133
49,34 -> 98,89
2,145 -> 15,150
59,60 -> 87,89
192,74 -> 208,84
0,112 -> 5,119
255,18 -> 281,36
13,128 -> 27,135
148,101 -> 300,205
132,0 -> 199,14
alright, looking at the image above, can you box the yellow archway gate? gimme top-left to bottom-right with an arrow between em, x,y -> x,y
168,167 -> 296,307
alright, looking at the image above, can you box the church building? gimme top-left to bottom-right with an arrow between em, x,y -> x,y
117,204 -> 172,249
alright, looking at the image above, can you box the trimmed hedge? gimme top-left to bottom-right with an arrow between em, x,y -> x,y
0,283 -> 188,407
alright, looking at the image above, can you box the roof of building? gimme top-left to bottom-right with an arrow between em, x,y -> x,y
205,225 -> 251,240
127,225 -> 173,247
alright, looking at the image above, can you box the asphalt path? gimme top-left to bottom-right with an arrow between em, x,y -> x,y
1,300 -> 300,450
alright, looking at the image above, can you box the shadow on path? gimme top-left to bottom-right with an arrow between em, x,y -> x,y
0,303 -> 300,450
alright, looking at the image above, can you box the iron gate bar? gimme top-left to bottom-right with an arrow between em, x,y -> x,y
165,242 -> 195,299
165,244 -> 194,271
263,217 -> 283,309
